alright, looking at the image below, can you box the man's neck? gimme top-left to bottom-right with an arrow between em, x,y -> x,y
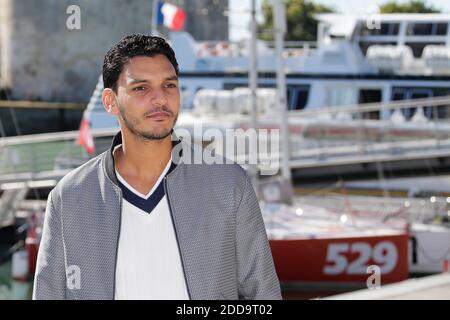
114,130 -> 173,180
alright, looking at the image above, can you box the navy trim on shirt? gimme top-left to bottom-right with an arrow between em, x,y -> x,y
117,161 -> 177,214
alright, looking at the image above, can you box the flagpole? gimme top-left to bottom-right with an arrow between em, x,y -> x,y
151,0 -> 159,36
249,0 -> 259,187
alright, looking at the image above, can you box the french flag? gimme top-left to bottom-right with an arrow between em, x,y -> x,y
76,117 -> 95,155
157,1 -> 186,32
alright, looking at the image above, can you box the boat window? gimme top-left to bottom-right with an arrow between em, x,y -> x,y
287,90 -> 291,108
392,89 -> 407,101
387,23 -> 400,35
430,89 -> 450,119
410,90 -> 432,99
436,23 -> 448,35
407,23 -> 448,36
288,86 -> 309,111
358,89 -> 382,119
223,83 -> 276,90
391,88 -> 409,119
295,90 -> 308,110
391,88 -> 434,120
223,83 -> 246,90
410,89 -> 433,119
407,23 -> 433,35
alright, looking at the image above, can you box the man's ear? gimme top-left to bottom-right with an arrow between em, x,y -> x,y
102,88 -> 120,116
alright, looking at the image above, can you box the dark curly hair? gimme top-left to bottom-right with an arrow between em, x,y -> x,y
102,34 -> 179,92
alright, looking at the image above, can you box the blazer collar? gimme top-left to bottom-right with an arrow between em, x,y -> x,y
104,130 -> 182,187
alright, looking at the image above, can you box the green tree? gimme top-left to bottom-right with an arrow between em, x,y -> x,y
258,0 -> 335,42
379,0 -> 441,13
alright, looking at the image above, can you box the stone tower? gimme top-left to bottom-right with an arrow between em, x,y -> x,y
0,0 -> 229,103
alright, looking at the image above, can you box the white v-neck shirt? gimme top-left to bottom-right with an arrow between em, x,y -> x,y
113,145 -> 189,300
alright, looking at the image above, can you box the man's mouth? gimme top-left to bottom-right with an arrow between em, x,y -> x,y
145,112 -> 171,120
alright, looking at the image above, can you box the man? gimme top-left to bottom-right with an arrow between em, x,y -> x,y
33,34 -> 281,300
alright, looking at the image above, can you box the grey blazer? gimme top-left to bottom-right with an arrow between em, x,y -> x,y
33,132 -> 282,300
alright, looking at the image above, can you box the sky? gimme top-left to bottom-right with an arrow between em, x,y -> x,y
229,0 -> 450,41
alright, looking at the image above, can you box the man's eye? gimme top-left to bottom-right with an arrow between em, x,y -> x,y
165,83 -> 177,88
133,86 -> 146,91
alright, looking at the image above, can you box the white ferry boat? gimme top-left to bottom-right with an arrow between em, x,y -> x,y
83,13 -> 450,130
174,13 -> 450,113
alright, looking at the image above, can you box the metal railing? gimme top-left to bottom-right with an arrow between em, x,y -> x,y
2,95 -> 450,182
230,95 -> 450,172
0,128 -> 118,183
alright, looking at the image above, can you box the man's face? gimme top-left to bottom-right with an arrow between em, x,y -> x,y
111,54 -> 180,140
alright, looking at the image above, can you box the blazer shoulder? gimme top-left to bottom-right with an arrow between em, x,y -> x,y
182,139 -> 249,182
52,151 -> 106,197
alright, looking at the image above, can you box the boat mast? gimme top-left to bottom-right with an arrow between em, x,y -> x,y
249,0 -> 259,186
272,0 -> 291,181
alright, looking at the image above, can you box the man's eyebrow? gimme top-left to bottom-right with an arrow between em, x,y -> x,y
127,75 -> 178,85
127,79 -> 147,85
165,75 -> 178,81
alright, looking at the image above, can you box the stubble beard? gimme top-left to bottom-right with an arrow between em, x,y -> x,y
118,104 -> 178,141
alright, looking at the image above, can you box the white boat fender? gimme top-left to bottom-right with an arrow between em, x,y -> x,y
11,248 -> 29,282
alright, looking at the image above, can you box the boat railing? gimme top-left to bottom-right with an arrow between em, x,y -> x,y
289,94 -> 450,118
294,194 -> 450,226
229,95 -> 450,173
195,39 -> 317,58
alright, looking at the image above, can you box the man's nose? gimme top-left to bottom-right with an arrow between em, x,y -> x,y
150,87 -> 168,106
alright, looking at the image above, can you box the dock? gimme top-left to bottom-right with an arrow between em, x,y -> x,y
325,273 -> 450,300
